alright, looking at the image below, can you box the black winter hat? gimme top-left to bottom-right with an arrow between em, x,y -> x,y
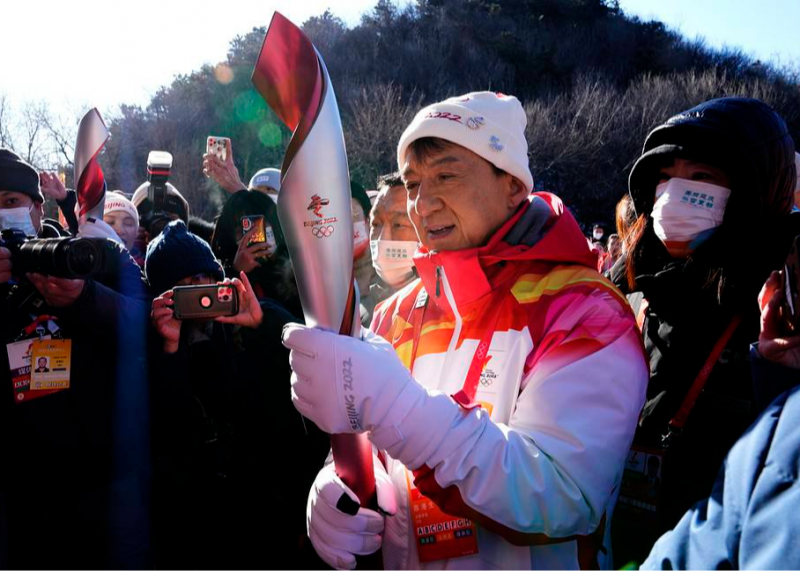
628,97 -> 795,221
145,220 -> 224,295
0,148 -> 43,202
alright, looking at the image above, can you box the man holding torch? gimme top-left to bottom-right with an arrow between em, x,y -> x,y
284,92 -> 649,569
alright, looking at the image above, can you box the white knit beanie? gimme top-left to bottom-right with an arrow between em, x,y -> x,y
105,191 -> 139,227
397,92 -> 533,191
249,168 -> 281,193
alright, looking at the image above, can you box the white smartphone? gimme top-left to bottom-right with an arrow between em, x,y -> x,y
206,136 -> 229,161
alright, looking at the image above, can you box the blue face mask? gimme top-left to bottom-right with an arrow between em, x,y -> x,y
0,205 -> 36,236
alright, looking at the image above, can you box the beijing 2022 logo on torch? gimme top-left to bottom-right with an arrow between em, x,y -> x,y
305,194 -> 338,238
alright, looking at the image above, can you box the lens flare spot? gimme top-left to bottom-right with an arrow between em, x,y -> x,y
214,63 -> 234,85
234,91 -> 267,123
258,123 -> 282,147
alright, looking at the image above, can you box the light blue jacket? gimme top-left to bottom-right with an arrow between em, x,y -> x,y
642,346 -> 800,569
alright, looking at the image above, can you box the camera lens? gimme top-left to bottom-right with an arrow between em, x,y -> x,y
64,239 -> 102,278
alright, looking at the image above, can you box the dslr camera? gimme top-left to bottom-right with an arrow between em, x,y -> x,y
0,228 -> 118,280
142,150 -> 176,237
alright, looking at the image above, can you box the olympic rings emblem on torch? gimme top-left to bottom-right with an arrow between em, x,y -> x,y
311,226 -> 335,238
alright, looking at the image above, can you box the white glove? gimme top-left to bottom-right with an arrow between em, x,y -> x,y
77,217 -> 124,246
284,323 -> 419,434
308,460 -> 397,570
284,323 -> 466,469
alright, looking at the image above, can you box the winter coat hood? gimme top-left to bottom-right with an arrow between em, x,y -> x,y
628,97 -> 795,223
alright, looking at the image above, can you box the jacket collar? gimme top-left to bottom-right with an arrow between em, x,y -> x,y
413,193 -> 597,314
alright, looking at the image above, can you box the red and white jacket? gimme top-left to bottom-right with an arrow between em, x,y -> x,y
369,193 -> 648,569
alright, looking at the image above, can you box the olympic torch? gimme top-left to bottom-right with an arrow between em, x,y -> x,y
74,108 -> 109,220
252,13 -> 377,510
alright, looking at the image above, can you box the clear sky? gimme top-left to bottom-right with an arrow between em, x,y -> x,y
619,0 -> 800,66
0,0 -> 378,115
2,0 -> 798,118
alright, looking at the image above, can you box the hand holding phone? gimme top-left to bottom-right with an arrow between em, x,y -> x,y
781,236 -> 800,335
172,283 -> 239,320
203,137 -> 244,194
206,136 -> 230,162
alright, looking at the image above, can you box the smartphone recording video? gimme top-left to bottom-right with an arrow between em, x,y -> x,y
172,284 -> 238,320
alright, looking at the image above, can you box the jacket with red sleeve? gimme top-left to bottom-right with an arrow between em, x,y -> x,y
369,193 -> 648,569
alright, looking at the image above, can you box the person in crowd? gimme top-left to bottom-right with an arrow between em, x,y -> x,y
351,180 -> 379,324
592,222 -> 605,243
615,194 -> 637,252
202,138 -> 282,201
210,188 -> 302,317
248,167 -> 281,202
368,171 -> 419,304
38,170 -> 79,235
641,269 -> 800,569
283,92 -> 648,570
202,139 -> 247,195
606,233 -> 621,261
146,220 -> 327,569
104,190 -> 140,251
592,240 -> 608,272
132,179 -> 190,248
603,233 -> 622,274
0,149 -> 152,568
609,97 -> 800,565
187,215 -> 216,244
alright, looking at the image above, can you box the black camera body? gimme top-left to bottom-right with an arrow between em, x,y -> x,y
0,228 -> 118,280
143,150 -> 177,237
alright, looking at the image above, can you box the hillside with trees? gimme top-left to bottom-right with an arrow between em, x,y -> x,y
3,0 -> 800,227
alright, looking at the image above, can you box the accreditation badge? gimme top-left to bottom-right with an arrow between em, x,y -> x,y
6,336 -> 64,403
616,444 -> 664,531
30,339 -> 72,390
405,469 -> 479,563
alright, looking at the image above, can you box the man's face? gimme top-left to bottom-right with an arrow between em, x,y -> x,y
369,184 -> 417,242
37,357 -> 47,369
401,142 -> 526,251
103,211 -> 138,251
0,191 -> 43,233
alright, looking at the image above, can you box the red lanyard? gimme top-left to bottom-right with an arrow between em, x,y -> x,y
17,315 -> 56,340
637,300 -> 742,443
667,314 -> 742,438
408,288 -> 504,408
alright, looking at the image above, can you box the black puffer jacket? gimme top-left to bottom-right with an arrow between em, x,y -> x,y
612,98 -> 800,562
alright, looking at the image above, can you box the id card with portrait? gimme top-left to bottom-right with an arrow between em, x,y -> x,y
30,339 -> 71,390
6,336 -> 64,403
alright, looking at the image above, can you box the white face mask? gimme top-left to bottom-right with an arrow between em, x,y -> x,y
652,178 -> 730,257
592,230 -> 604,241
0,205 -> 36,236
370,239 -> 417,288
